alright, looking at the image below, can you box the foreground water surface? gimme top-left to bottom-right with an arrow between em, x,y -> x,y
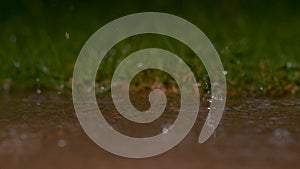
0,92 -> 299,169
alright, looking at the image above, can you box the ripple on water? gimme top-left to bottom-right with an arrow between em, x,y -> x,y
0,94 -> 299,168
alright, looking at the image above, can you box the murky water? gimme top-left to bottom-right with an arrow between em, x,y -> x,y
0,92 -> 299,169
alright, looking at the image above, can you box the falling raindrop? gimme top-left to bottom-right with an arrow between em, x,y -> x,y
60,83 -> 64,89
270,128 -> 294,146
3,78 -> 12,93
65,32 -> 70,39
36,89 -> 42,94
20,133 -> 28,140
162,127 -> 168,134
121,44 -> 131,55
137,62 -> 143,68
58,139 -> 67,148
13,59 -> 20,68
42,65 -> 49,73
287,62 -> 294,69
223,70 -> 228,75
259,86 -> 264,91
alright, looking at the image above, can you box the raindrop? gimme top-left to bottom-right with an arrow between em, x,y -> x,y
100,86 -> 105,90
42,66 -> 49,73
20,133 -> 28,140
273,128 -> 290,138
36,78 -> 40,82
58,139 -> 67,148
287,62 -> 293,69
36,89 -> 42,94
223,70 -> 228,75
121,44 -> 131,55
162,127 -> 168,134
137,62 -> 143,68
270,128 -> 294,146
13,59 -> 20,68
3,78 -> 12,92
60,83 -> 64,89
65,32 -> 70,39
259,86 -> 264,91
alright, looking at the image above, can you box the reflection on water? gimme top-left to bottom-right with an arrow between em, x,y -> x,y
0,93 -> 299,169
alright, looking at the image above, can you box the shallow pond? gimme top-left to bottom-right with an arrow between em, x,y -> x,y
0,92 -> 299,169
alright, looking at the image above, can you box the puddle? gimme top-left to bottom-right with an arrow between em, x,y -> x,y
0,93 -> 299,169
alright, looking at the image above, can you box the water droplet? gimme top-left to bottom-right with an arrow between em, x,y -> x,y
13,59 -> 20,68
259,86 -> 264,91
162,128 -> 168,134
60,83 -> 64,89
36,78 -> 40,82
223,70 -> 228,75
65,32 -> 70,39
137,62 -> 143,68
270,128 -> 294,146
20,133 -> 28,140
100,86 -> 105,90
36,89 -> 42,94
287,62 -> 293,69
58,139 -> 67,148
121,44 -> 131,55
42,66 -> 49,73
3,78 -> 12,92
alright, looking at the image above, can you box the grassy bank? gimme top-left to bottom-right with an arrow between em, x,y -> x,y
0,0 -> 299,96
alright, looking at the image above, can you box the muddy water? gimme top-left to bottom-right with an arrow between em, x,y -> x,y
0,92 -> 299,169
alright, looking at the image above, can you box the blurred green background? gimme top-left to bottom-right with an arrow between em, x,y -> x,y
0,0 -> 299,96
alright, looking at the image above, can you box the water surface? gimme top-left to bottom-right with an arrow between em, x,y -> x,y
0,93 -> 299,169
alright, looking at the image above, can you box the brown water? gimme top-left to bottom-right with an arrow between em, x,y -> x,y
0,92 -> 299,169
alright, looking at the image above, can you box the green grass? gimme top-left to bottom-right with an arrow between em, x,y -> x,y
0,0 -> 299,96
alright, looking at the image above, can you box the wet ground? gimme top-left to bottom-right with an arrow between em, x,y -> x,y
0,92 -> 299,169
